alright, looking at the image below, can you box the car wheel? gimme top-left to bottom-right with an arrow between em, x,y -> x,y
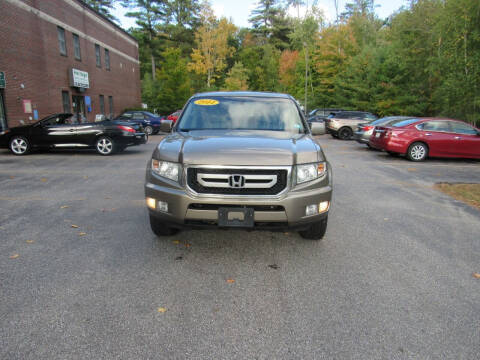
407,142 -> 428,161
9,136 -> 30,155
149,215 -> 179,236
96,136 -> 115,155
144,125 -> 153,135
299,216 -> 328,240
338,127 -> 353,140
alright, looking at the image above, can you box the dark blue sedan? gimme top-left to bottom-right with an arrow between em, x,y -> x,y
114,111 -> 164,135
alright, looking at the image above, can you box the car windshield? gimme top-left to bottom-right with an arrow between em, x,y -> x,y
178,97 -> 306,133
392,118 -> 420,127
144,112 -> 156,117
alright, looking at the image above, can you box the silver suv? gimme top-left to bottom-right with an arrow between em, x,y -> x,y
326,111 -> 377,140
145,92 -> 333,240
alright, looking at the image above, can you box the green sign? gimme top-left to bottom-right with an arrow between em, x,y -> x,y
0,72 -> 5,88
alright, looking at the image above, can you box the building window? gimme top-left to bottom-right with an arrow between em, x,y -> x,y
95,44 -> 101,67
73,34 -> 81,60
99,95 -> 105,114
105,49 -> 110,71
108,96 -> 113,118
57,27 -> 67,56
62,91 -> 71,113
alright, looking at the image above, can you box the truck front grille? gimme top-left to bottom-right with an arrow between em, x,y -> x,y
187,167 -> 289,195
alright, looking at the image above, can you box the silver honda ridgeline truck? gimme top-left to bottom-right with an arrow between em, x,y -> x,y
145,92 -> 332,240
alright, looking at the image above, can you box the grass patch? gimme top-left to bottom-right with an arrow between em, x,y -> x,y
434,183 -> 480,210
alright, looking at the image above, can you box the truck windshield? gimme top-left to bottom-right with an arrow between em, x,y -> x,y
178,97 -> 306,133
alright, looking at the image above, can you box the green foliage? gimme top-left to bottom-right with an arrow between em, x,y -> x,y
146,48 -> 192,114
249,0 -> 282,38
224,62 -> 249,91
83,0 -> 118,22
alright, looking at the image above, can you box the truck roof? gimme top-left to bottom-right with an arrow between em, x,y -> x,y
191,91 -> 293,99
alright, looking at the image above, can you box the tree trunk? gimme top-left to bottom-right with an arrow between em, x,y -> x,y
151,53 -> 156,80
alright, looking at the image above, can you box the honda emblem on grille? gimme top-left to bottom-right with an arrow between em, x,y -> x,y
229,175 -> 245,188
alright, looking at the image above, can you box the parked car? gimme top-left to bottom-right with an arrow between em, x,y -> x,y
308,117 -> 327,135
308,108 -> 344,119
307,109 -> 345,135
354,116 -> 412,147
0,113 -> 147,156
145,92 -> 333,240
115,111 -> 163,135
326,111 -> 378,140
369,117 -> 480,161
167,110 -> 182,123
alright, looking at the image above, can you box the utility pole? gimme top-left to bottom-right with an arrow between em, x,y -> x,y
304,41 -> 308,115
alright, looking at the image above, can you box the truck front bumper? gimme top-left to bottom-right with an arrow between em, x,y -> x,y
145,165 -> 332,230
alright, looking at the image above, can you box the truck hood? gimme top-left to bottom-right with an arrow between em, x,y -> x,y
155,130 -> 323,166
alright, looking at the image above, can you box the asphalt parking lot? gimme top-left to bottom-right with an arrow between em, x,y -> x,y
1,135 -> 479,359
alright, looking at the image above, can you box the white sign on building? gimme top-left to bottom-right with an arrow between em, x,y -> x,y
70,68 -> 89,88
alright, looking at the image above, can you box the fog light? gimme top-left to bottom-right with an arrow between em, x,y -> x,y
305,204 -> 318,216
146,197 -> 156,210
319,201 -> 330,213
158,201 -> 168,213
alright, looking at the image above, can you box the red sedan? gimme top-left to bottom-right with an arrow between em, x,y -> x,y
369,117 -> 480,161
167,110 -> 181,123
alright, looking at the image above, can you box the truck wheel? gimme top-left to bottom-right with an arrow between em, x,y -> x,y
338,127 -> 353,140
149,214 -> 179,236
299,217 -> 328,240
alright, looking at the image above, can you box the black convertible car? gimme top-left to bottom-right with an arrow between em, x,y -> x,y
0,113 -> 147,155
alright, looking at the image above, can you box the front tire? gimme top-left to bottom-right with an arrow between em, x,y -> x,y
149,215 -> 179,236
299,217 -> 328,240
338,127 -> 353,140
96,136 -> 115,155
407,142 -> 428,161
9,136 -> 30,155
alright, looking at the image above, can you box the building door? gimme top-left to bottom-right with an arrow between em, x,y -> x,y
0,90 -> 7,131
72,95 -> 86,123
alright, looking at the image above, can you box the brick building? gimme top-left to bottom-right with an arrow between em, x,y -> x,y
0,0 -> 141,130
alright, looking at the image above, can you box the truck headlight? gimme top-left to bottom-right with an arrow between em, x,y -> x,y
296,162 -> 326,184
152,159 -> 180,181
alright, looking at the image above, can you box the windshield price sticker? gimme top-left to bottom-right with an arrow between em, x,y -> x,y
194,99 -> 219,106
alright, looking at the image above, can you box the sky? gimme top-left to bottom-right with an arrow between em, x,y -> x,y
112,0 -> 409,30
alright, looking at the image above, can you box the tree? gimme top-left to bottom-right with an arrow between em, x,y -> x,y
248,0 -> 281,39
286,0 -> 305,19
279,50 -> 299,92
224,62 -> 249,91
162,0 -> 202,55
312,23 -> 359,107
341,0 -> 376,20
121,0 -> 168,80
188,4 -> 237,88
155,48 -> 192,113
83,0 -> 118,22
